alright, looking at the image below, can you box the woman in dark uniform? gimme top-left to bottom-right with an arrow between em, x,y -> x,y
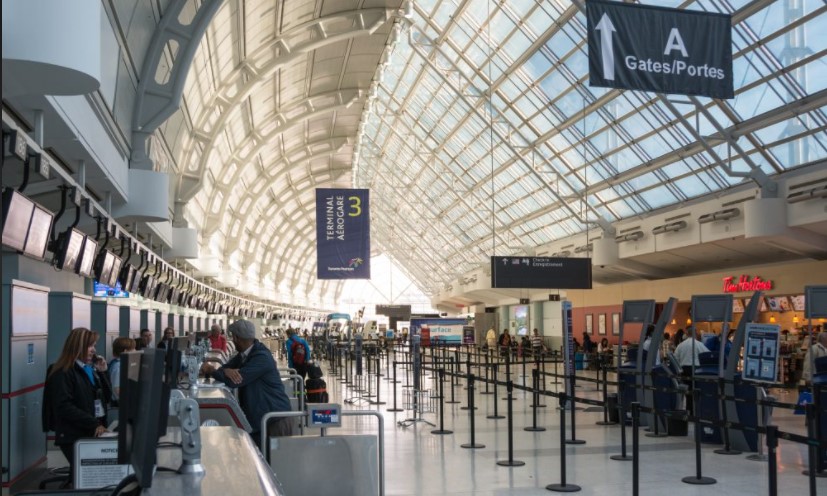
43,328 -> 112,484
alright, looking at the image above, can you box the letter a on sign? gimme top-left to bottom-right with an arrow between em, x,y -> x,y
663,28 -> 688,57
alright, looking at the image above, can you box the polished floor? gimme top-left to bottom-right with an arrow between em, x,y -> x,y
20,353 -> 825,496
323,354 -> 824,496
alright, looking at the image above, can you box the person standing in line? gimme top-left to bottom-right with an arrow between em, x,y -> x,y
531,328 -> 545,356
286,328 -> 312,379
498,329 -> 512,359
200,319 -> 293,448
43,328 -> 112,485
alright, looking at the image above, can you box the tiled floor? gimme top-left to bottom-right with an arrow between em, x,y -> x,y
323,356 -> 825,496
17,355 -> 825,496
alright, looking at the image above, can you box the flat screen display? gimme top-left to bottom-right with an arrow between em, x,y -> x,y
119,264 -> 136,292
1,189 -> 34,251
790,295 -> 805,312
23,204 -> 54,260
94,250 -> 115,288
57,229 -> 85,272
732,298 -> 744,313
94,280 -> 130,298
77,237 -> 98,278
491,256 -> 592,289
108,255 -> 123,288
129,269 -> 143,294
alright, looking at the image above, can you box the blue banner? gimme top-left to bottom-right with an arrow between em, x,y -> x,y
315,188 -> 370,279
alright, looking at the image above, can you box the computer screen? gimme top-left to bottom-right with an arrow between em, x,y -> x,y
77,236 -> 98,278
164,348 -> 182,390
93,280 -> 130,298
55,228 -> 85,272
117,349 -> 169,488
108,255 -> 123,288
172,336 -> 191,352
23,203 -> 54,260
1,188 -> 34,251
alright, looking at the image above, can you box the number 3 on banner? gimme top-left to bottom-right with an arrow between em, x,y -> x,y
348,196 -> 361,217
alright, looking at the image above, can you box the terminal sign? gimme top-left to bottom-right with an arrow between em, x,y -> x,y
587,0 -> 733,99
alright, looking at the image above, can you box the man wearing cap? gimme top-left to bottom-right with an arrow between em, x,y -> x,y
201,319 -> 293,447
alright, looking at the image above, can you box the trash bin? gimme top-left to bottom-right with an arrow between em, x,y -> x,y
666,410 -> 688,436
607,393 -> 619,423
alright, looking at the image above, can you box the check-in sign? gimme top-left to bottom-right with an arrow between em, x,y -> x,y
587,0 -> 733,99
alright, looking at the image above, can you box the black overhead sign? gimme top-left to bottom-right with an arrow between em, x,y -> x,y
491,257 -> 593,290
375,304 -> 412,319
587,0 -> 733,99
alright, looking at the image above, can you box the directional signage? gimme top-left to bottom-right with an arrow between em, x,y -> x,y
490,257 -> 592,289
315,188 -> 370,279
587,0 -> 733,99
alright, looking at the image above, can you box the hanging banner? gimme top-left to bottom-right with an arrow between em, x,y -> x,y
315,188 -> 370,279
587,0 -> 733,99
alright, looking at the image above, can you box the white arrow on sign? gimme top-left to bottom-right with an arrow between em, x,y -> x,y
595,13 -> 616,81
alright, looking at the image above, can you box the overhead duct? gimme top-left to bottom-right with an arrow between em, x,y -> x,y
698,208 -> 740,224
652,220 -> 688,235
592,237 -> 619,266
615,230 -> 644,242
744,197 -> 787,238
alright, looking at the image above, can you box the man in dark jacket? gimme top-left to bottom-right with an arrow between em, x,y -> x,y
201,319 -> 293,448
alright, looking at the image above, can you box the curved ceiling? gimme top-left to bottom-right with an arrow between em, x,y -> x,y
163,0 -> 827,309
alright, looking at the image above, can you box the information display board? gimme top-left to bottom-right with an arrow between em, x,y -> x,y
307,403 -> 342,428
742,323 -> 780,383
73,439 -> 132,489
490,256 -> 592,289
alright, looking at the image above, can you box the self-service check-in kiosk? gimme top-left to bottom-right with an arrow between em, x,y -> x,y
692,292 -> 764,451
616,300 -> 656,424
1,280 -> 49,487
641,297 -> 683,434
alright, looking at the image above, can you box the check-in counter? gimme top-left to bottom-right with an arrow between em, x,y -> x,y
167,385 -> 253,432
148,426 -> 284,495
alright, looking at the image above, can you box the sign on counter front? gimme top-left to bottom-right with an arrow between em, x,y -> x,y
587,0 -> 733,99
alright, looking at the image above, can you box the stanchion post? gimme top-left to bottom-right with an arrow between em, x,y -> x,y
482,353 -> 492,395
596,361 -> 615,425
682,389 -> 716,485
461,373 -> 484,449
372,356 -> 386,405
496,379 -> 525,467
565,373 -> 585,445
525,368 -> 546,432
631,402 -> 640,496
546,393 -> 581,493
766,425 -> 778,496
386,362 -> 403,412
432,368 -> 453,435
488,364 -> 504,420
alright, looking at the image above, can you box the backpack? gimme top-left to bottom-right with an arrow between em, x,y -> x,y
305,377 -> 328,403
291,339 -> 306,366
